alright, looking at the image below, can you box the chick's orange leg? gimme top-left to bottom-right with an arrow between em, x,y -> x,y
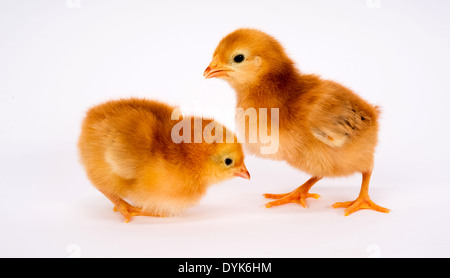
100,190 -> 165,223
331,171 -> 390,216
264,176 -> 322,208
113,202 -> 166,221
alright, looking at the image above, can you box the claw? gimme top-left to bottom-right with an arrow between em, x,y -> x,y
113,202 -> 165,222
332,197 -> 390,216
264,191 -> 320,208
264,177 -> 322,209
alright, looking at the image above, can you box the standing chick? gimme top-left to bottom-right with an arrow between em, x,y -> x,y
78,98 -> 250,222
204,28 -> 389,215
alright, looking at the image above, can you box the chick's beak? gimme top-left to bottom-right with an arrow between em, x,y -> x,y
203,60 -> 231,79
234,164 -> 250,180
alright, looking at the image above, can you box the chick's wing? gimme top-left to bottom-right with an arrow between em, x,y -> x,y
307,90 -> 375,148
101,110 -> 160,180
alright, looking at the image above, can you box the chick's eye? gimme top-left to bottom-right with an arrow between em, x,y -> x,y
233,54 -> 245,63
224,158 -> 233,166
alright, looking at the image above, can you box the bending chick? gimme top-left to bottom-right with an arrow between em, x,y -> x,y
78,98 -> 249,222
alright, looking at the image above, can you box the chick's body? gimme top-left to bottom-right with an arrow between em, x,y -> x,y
204,28 -> 389,215
239,76 -> 379,178
78,98 -> 249,222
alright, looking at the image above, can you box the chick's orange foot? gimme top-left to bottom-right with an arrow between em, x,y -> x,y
331,171 -> 390,216
264,191 -> 320,208
332,197 -> 390,216
100,190 -> 165,223
264,177 -> 322,208
113,201 -> 165,223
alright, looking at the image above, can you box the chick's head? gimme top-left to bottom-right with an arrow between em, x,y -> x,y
204,28 -> 291,87
187,120 -> 250,184
208,140 -> 250,184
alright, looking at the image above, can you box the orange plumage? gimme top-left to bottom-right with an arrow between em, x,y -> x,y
78,98 -> 249,222
204,28 -> 389,215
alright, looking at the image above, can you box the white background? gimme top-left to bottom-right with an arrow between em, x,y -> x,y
1,0 -> 449,258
